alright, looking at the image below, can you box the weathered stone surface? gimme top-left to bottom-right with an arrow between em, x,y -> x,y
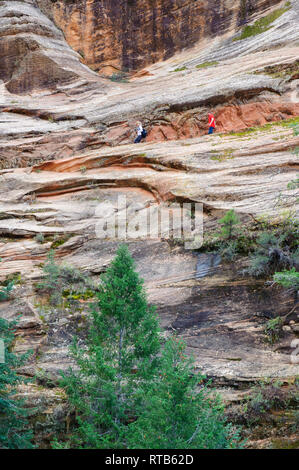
1,239 -> 298,384
0,45 -> 298,168
0,1 -> 298,169
0,123 -> 297,222
44,0 -> 283,74
0,1 -> 103,94
0,121 -> 298,386
0,0 -> 298,449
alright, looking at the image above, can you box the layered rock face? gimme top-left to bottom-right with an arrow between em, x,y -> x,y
0,0 -> 298,449
44,0 -> 282,74
1,125 -> 298,446
1,0 -> 298,165
0,0 -> 102,93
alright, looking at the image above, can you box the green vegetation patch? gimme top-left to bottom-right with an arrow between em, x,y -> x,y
264,316 -> 283,344
196,61 -> 219,70
219,116 -> 299,138
272,439 -> 299,450
0,316 -> 33,448
234,2 -> 291,41
36,250 -> 96,308
50,233 -> 74,249
210,148 -> 235,161
201,209 -> 298,272
0,281 -> 14,302
172,66 -> 187,72
230,379 -> 299,428
109,72 -> 129,83
254,60 -> 299,80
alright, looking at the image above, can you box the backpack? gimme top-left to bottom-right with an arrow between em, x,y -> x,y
141,129 -> 147,138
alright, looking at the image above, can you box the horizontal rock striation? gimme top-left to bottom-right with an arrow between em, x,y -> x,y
0,1 -> 298,168
0,0 -> 298,449
0,0 -> 103,93
0,123 -> 298,238
45,0 -> 283,74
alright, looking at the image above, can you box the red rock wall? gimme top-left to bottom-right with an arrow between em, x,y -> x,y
147,102 -> 299,142
45,0 -> 282,74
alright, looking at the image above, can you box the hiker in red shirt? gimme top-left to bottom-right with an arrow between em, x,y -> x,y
208,113 -> 216,134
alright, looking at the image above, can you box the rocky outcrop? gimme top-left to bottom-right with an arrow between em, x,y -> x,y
1,237 -> 298,446
42,0 -> 283,74
0,1 -> 298,168
0,0 -> 102,93
0,0 -> 298,449
0,123 -> 298,224
1,46 -> 298,168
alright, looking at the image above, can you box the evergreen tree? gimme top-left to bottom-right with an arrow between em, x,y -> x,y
60,244 -> 161,448
126,337 -> 239,449
0,266 -> 14,302
218,209 -> 240,240
0,317 -> 33,449
59,244 -> 240,449
216,209 -> 241,260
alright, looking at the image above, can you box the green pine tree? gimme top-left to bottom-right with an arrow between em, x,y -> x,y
0,279 -> 14,302
218,209 -> 240,240
59,244 -> 161,448
215,209 -> 241,260
58,244 -> 240,449
126,337 -> 240,449
0,317 -> 33,449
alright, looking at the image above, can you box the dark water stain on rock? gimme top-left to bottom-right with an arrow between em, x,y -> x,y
196,252 -> 221,280
49,0 -> 283,72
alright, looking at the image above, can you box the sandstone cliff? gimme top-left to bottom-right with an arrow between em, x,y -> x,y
0,0 -> 298,168
43,0 -> 283,74
0,0 -> 104,94
0,0 -> 298,449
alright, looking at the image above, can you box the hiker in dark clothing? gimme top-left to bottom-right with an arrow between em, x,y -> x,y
134,121 -> 147,143
208,113 -> 216,134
